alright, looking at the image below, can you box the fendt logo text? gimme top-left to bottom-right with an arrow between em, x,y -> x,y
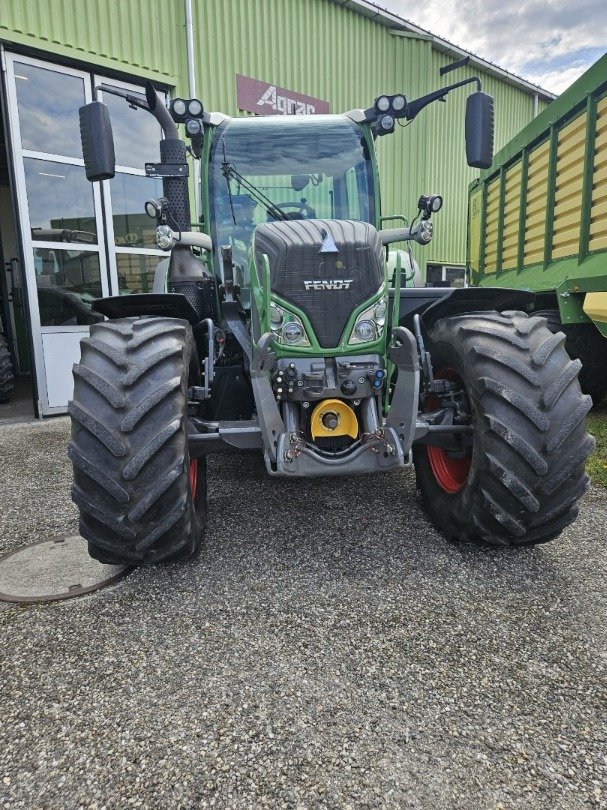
303,279 -> 354,291
257,85 -> 317,115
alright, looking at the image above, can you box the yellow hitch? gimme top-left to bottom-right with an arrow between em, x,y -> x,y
310,399 -> 358,439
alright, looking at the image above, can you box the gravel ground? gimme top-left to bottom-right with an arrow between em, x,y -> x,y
0,418 -> 606,809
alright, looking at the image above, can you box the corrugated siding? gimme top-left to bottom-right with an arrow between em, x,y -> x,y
502,161 -> 522,269
0,0 -> 181,81
589,94 -> 607,253
523,138 -> 550,265
422,48 -> 539,270
552,111 -> 586,259
1,0 -> 541,274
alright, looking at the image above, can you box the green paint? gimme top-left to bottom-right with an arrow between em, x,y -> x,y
495,166 -> 506,274
543,126 -> 558,270
516,149 -> 529,274
579,94 -> 598,263
264,288 -> 388,360
479,181 -> 488,278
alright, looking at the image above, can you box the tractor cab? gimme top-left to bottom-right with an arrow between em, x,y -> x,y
207,114 -> 376,309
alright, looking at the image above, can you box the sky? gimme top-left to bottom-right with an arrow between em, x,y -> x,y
380,0 -> 607,95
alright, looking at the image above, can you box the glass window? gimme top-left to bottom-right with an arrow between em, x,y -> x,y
34,248 -> 102,326
14,62 -> 85,158
115,253 -> 165,295
208,116 -> 375,278
110,173 -> 163,248
103,90 -> 161,168
24,158 -> 97,242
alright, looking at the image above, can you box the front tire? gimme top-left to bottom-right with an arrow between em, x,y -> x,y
68,316 -> 206,565
413,311 -> 595,547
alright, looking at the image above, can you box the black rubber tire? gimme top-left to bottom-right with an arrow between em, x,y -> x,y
0,332 -> 14,403
535,310 -> 607,406
68,316 -> 206,565
413,310 -> 595,547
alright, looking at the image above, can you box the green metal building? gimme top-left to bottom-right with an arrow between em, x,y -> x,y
0,0 -> 553,415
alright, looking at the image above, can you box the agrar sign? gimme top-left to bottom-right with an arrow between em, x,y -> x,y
236,74 -> 330,116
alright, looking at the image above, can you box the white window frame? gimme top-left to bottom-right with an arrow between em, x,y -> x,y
4,52 -> 110,414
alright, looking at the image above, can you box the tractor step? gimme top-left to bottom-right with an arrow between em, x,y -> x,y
188,418 -> 263,456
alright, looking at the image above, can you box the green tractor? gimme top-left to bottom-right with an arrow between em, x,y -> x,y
70,61 -> 595,565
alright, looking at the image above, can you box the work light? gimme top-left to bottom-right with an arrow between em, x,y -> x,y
170,98 -> 187,121
187,99 -> 203,117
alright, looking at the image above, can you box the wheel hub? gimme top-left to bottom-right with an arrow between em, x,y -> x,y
425,366 -> 472,494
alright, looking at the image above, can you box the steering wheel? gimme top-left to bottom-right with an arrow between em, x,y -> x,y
274,200 -> 317,220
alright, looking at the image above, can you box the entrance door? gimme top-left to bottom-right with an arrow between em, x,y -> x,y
4,54 -> 110,414
3,53 -> 167,415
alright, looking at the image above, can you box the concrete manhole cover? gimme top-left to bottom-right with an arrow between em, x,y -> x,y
0,535 -> 132,603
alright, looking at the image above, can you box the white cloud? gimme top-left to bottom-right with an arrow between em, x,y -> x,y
379,0 -> 607,93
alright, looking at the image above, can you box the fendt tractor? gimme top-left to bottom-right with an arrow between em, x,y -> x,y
69,58 -> 595,565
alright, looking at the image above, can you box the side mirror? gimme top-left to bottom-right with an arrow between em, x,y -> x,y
79,101 -> 115,181
465,91 -> 494,170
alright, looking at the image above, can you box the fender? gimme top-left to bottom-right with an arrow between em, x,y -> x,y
92,293 -> 201,325
394,286 -> 535,332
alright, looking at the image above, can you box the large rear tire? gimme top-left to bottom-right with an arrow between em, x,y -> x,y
535,310 -> 607,406
413,310 -> 595,547
68,316 -> 206,565
0,332 -> 14,403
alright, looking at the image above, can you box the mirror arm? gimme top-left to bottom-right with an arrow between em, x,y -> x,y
94,83 -> 149,110
405,76 -> 482,121
93,82 -> 179,140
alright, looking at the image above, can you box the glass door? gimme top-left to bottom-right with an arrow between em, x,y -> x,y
5,54 -> 109,414
4,56 -> 169,414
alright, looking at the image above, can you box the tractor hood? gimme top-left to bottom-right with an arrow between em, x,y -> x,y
253,219 -> 384,348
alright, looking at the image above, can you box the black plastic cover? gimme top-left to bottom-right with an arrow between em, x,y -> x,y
254,219 -> 384,348
79,102 -> 115,181
465,91 -> 494,169
92,293 -> 200,325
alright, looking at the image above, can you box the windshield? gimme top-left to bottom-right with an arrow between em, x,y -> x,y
208,115 -> 375,296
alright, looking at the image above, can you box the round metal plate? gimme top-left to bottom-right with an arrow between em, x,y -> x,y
0,535 -> 132,604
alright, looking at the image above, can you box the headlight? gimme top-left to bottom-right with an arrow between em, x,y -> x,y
348,293 -> 387,345
374,299 -> 387,325
270,303 -> 284,327
269,303 -> 310,346
353,320 -> 377,342
376,95 -> 390,112
283,322 -> 305,345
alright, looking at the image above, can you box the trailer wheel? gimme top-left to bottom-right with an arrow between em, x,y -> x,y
0,332 -> 14,403
535,310 -> 607,406
413,310 -> 595,547
68,316 -> 206,565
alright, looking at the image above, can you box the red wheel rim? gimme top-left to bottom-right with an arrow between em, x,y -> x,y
425,366 -> 471,495
189,459 -> 198,497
